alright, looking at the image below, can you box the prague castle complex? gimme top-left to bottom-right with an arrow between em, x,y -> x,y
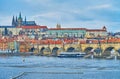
0,13 -> 107,39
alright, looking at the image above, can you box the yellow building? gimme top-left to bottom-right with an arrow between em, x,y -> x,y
85,26 -> 107,38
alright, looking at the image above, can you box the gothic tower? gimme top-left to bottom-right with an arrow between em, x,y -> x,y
24,16 -> 27,25
56,24 -> 61,28
18,12 -> 23,26
12,16 -> 15,26
16,16 -> 18,22
103,26 -> 107,31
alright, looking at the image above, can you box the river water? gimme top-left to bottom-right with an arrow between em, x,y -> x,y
0,56 -> 120,79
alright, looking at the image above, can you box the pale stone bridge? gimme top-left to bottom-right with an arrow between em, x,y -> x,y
32,43 -> 120,56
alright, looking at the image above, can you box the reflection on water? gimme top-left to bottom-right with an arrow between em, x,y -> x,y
0,56 -> 120,79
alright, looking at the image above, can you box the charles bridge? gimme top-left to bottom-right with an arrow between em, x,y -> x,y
31,43 -> 120,56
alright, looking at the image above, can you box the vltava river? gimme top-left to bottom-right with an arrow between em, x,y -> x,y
0,56 -> 120,79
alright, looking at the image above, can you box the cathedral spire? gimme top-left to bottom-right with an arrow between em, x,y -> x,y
18,12 -> 22,26
18,12 -> 22,21
12,16 -> 15,26
19,12 -> 22,19
24,16 -> 27,25
16,16 -> 18,22
25,16 -> 26,22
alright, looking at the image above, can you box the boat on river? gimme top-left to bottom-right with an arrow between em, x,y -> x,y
58,52 -> 86,58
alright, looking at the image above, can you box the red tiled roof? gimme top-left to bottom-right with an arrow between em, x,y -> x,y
40,26 -> 48,28
86,29 -> 107,32
49,28 -> 86,30
17,25 -> 48,29
48,28 -> 107,32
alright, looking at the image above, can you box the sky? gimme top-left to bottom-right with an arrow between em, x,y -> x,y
0,0 -> 120,32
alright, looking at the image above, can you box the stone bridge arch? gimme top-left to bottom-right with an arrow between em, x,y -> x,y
52,47 -> 59,56
39,47 -> 45,55
39,47 -> 51,56
102,47 -> 114,56
29,46 -> 35,52
84,47 -> 93,54
66,47 -> 75,52
117,48 -> 120,55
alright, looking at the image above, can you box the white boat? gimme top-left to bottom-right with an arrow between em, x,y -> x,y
58,52 -> 86,58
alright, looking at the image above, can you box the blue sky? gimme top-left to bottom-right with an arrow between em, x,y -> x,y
0,0 -> 120,32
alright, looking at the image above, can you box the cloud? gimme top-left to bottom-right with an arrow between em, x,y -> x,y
30,10 -> 120,32
23,0 -> 53,6
31,10 -> 95,25
32,12 -> 61,20
87,4 -> 112,10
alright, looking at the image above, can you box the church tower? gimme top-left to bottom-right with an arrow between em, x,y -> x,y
102,26 -> 107,31
56,24 -> 61,28
18,12 -> 23,26
24,16 -> 27,25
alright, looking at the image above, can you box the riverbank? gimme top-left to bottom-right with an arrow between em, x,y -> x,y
0,52 -> 34,56
84,55 -> 120,60
0,53 -> 120,60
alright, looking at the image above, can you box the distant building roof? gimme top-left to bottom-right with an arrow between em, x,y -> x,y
49,28 -> 86,30
86,29 -> 107,32
86,26 -> 107,32
0,26 -> 16,28
22,21 -> 37,26
18,25 -> 48,29
114,32 -> 120,35
48,27 -> 107,32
